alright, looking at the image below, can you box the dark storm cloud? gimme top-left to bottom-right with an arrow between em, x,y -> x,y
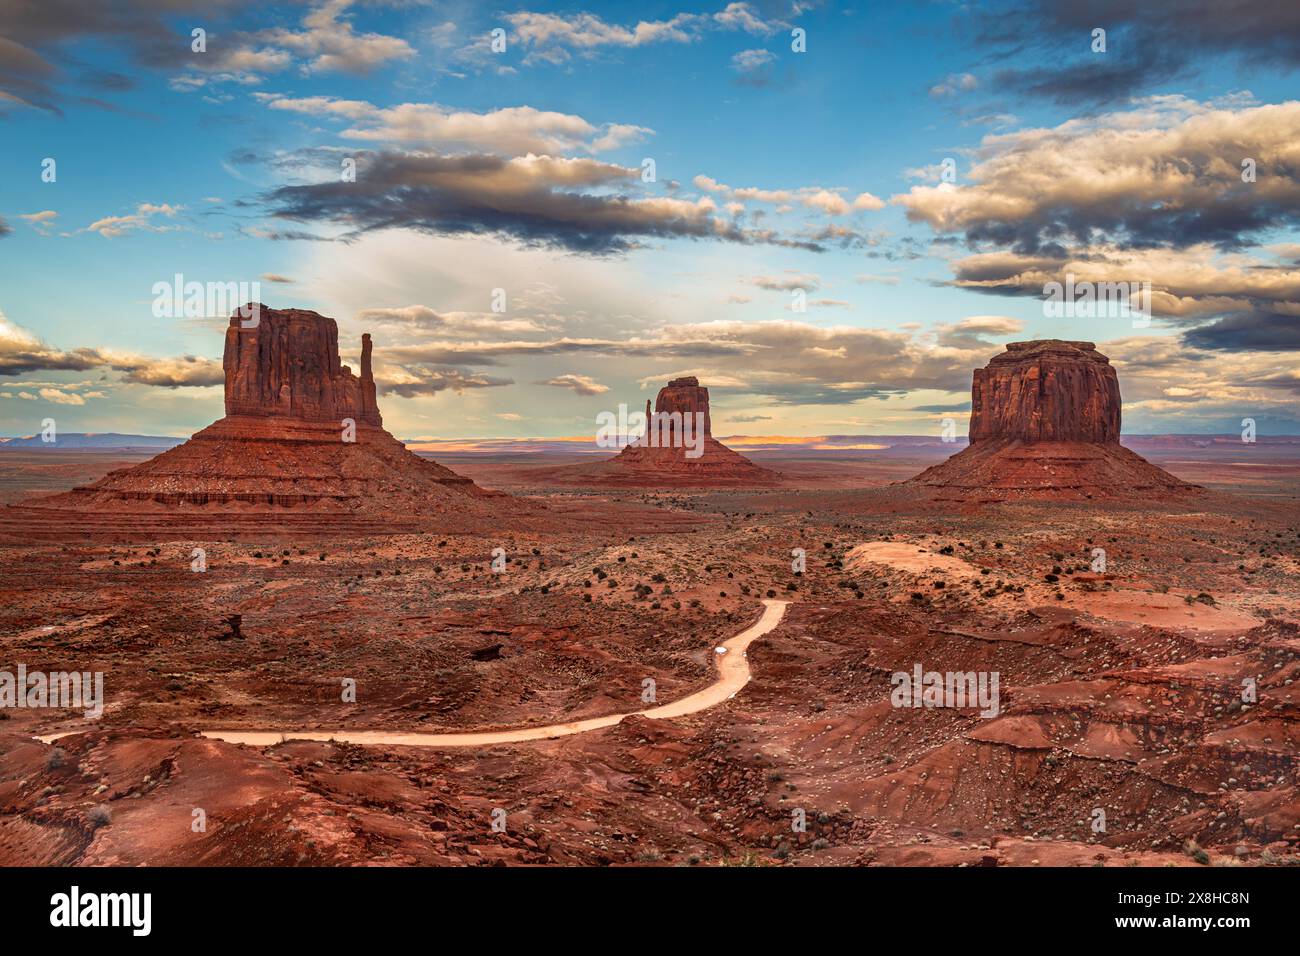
260,150 -> 824,255
1182,312 -> 1300,352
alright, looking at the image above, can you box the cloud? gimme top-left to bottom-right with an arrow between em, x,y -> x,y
972,0 -> 1300,105
0,0 -> 244,111
375,317 -> 1004,406
731,47 -> 775,85
0,216 -> 9,238
18,210 -> 56,235
752,273 -> 820,292
359,304 -> 550,337
117,356 -> 224,388
377,366 -> 513,397
947,244 -> 1300,351
260,273 -> 294,284
732,48 -> 774,72
1182,311 -> 1300,351
929,72 -> 978,97
0,310 -> 223,389
694,174 -> 883,217
1099,334 -> 1300,429
894,97 -> 1300,253
933,315 -> 1023,348
257,94 -> 651,156
83,202 -> 182,239
503,3 -> 780,65
259,149 -> 822,254
252,0 -> 413,74
538,373 -> 610,396
4,1 -> 415,106
0,312 -> 111,375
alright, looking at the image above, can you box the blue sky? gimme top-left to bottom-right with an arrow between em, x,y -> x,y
1,0 -> 1298,439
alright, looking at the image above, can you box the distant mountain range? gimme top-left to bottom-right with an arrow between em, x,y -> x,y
0,433 -> 186,449
3,432 -> 1297,455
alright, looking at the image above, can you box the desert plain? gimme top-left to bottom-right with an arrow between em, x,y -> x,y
0,429 -> 1296,867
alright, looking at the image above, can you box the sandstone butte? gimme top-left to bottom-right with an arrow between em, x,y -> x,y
566,376 -> 778,487
908,340 -> 1198,501
3,305 -> 524,538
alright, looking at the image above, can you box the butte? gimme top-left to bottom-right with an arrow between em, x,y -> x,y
2,305 -> 528,540
556,376 -> 777,487
907,339 -> 1198,501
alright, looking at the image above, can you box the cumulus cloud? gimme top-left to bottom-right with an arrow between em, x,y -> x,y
254,0 -> 412,74
1101,334 -> 1300,429
947,244 -> 1300,351
694,174 -> 884,217
257,94 -> 652,156
502,3 -> 780,65
894,97 -> 1300,253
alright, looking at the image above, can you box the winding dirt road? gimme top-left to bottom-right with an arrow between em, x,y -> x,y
201,599 -> 788,749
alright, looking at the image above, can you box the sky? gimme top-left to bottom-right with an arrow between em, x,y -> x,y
1,0 -> 1298,440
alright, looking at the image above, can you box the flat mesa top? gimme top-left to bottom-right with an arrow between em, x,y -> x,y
226,304 -> 336,329
990,339 -> 1110,365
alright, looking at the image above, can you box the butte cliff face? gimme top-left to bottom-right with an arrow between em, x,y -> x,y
969,341 -> 1120,444
19,305 -> 520,535
223,308 -> 381,426
909,340 -> 1195,500
557,376 -> 777,487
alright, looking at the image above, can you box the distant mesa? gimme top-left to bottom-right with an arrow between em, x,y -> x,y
908,340 -> 1198,500
5,304 -> 525,537
555,376 -> 778,487
0,433 -> 183,450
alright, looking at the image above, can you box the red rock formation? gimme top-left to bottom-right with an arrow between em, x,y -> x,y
555,376 -> 778,487
909,340 -> 1196,500
18,305 -> 525,533
224,307 -> 381,426
970,340 -> 1119,443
